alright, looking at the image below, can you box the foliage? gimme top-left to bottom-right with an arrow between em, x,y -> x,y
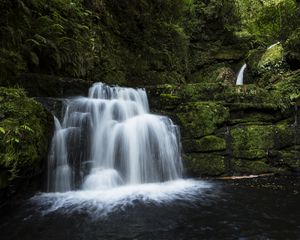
0,0 -> 193,85
0,0 -> 95,82
0,87 -> 52,183
235,0 -> 299,45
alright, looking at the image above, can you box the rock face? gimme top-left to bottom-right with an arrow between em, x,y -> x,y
0,0 -> 299,182
148,75 -> 300,177
0,87 -> 53,199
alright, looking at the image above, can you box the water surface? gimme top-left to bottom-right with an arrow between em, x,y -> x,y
1,176 -> 299,240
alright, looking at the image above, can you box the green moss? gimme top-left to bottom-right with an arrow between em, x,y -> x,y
278,149 -> 300,170
183,135 -> 226,153
189,64 -> 236,85
230,125 -> 274,159
229,112 -> 284,125
274,70 -> 300,102
184,153 -> 225,176
158,94 -> 182,110
231,159 -> 277,175
182,83 -> 225,101
257,44 -> 285,73
213,48 -> 245,61
0,87 -> 53,183
177,102 -> 229,138
274,119 -> 295,149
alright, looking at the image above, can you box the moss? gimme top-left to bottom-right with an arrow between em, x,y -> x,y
278,149 -> 300,171
274,119 -> 295,149
0,87 -> 53,184
147,84 -> 182,110
231,159 -> 278,175
213,48 -> 245,61
177,102 -> 229,138
257,44 -> 285,74
189,64 -> 236,85
230,124 -> 275,159
274,70 -> 300,103
229,112 -> 285,125
158,94 -> 182,110
183,135 -> 226,153
184,153 -> 225,176
149,82 -> 292,114
246,44 -> 288,86
181,83 -> 225,101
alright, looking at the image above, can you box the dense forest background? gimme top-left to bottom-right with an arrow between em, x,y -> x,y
1,0 -> 299,86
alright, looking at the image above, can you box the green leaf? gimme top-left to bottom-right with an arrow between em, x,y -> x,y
30,51 -> 39,66
25,39 -> 41,47
0,127 -> 5,134
20,124 -> 34,133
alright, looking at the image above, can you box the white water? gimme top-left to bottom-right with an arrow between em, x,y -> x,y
48,83 -> 182,192
47,117 -> 71,192
43,82 -> 212,215
33,179 -> 213,217
234,42 -> 279,86
236,64 -> 247,85
267,41 -> 280,49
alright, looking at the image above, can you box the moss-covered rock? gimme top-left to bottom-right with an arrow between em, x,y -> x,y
177,102 -> 229,138
189,64 -> 236,85
184,153 -> 225,176
183,135 -> 226,153
230,124 -> 274,159
231,159 -> 278,175
274,70 -> 300,103
257,44 -> 286,74
0,87 -> 53,188
247,44 -> 287,86
278,148 -> 300,171
274,120 -> 296,149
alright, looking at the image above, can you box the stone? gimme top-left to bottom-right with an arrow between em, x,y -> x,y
177,102 -> 229,138
184,153 -> 225,176
230,124 -> 274,159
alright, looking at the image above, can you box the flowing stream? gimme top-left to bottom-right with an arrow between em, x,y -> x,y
39,82 -> 207,216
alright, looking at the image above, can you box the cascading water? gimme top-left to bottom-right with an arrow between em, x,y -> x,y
236,64 -> 247,85
235,42 -> 280,86
267,41 -> 280,49
47,83 -> 182,192
47,117 -> 71,192
37,82 -> 210,217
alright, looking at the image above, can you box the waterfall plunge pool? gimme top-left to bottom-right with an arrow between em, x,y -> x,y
1,83 -> 299,239
0,176 -> 299,240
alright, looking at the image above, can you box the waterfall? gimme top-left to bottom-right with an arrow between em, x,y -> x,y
47,83 -> 183,192
236,64 -> 247,85
47,117 -> 72,192
267,41 -> 280,49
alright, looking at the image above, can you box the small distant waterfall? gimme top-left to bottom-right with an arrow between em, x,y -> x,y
236,64 -> 247,86
267,41 -> 280,49
47,83 -> 182,192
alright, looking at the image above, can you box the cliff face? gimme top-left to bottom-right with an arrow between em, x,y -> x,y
0,0 -> 299,180
148,69 -> 300,176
